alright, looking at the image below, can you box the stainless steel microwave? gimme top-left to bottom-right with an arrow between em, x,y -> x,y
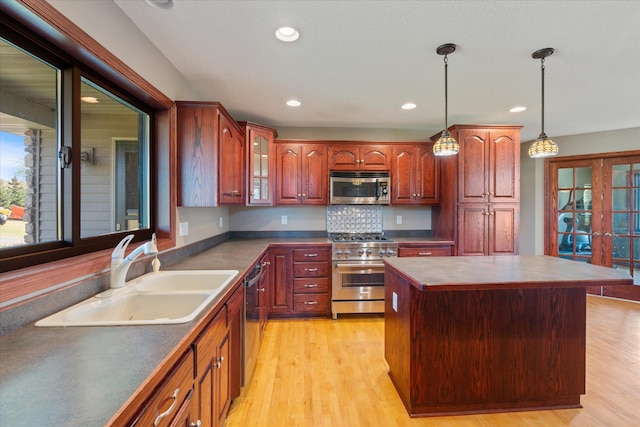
329,171 -> 390,205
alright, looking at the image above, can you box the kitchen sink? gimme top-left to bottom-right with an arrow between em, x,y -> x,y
35,270 -> 239,327
132,270 -> 239,292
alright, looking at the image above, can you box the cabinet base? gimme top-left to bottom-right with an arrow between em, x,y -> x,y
331,299 -> 384,319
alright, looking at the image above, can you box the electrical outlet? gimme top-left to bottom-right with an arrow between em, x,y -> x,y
396,215 -> 403,225
281,215 -> 288,225
179,222 -> 189,236
219,217 -> 223,228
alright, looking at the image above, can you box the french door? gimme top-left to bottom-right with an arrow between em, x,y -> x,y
546,152 -> 640,300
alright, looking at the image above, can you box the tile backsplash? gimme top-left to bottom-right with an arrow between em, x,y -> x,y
326,205 -> 382,233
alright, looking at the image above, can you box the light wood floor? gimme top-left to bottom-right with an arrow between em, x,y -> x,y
225,296 -> 640,427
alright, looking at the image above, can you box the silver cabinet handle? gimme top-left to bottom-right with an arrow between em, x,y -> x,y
153,388 -> 179,426
214,356 -> 224,368
261,261 -> 271,266
304,283 -> 318,288
592,232 -> 601,237
418,252 -> 432,256
304,268 -> 318,272
604,232 -> 613,237
303,253 -> 318,257
303,301 -> 318,305
191,421 -> 202,427
258,288 -> 266,292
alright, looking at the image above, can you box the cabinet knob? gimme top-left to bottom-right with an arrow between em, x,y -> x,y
412,194 -> 417,197
258,287 -> 266,292
191,421 -> 202,427
592,232 -> 601,237
302,193 -> 307,197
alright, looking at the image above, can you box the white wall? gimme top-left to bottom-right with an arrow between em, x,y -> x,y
519,127 -> 640,255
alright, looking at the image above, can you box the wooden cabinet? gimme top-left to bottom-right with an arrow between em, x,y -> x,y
256,253 -> 271,337
177,101 -> 245,206
240,122 -> 277,206
269,247 -> 293,314
292,247 -> 331,315
397,242 -> 454,257
391,143 -> 439,205
226,285 -> 244,401
268,245 -> 332,317
130,349 -> 195,427
195,306 -> 230,427
433,125 -> 521,256
275,143 -> 328,205
329,144 -> 391,170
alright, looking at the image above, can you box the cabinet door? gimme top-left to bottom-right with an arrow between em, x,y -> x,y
269,248 -> 293,314
488,204 -> 519,255
218,113 -> 244,205
257,253 -> 271,336
489,130 -> 520,203
329,146 -> 359,170
300,144 -> 327,204
213,330 -> 231,427
391,145 -> 416,205
226,286 -> 244,401
360,145 -> 391,170
457,129 -> 489,204
177,105 -> 218,207
246,126 -> 275,205
416,143 -> 439,204
275,144 -> 301,204
457,204 -> 489,256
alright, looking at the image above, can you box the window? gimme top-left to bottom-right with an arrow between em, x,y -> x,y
0,24 -> 154,273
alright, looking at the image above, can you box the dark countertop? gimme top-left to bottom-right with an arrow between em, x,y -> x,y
385,255 -> 634,291
0,238 -> 328,427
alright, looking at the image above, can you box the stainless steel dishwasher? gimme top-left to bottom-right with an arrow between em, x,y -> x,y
243,262 -> 264,388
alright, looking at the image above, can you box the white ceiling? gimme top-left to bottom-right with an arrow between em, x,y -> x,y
113,0 -> 640,143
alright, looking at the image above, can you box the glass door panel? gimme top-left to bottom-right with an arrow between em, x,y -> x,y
556,165 -> 593,264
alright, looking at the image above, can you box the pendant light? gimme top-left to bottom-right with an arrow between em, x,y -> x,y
528,47 -> 559,158
433,43 -> 459,157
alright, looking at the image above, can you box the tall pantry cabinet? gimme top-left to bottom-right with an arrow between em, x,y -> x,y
433,125 -> 522,256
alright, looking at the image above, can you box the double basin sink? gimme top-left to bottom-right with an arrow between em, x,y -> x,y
35,270 -> 239,327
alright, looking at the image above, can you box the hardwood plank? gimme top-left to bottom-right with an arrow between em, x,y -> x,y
226,296 -> 640,426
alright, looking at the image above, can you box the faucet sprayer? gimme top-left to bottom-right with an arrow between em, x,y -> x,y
110,233 -> 158,289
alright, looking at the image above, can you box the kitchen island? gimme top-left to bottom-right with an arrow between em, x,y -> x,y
383,255 -> 633,417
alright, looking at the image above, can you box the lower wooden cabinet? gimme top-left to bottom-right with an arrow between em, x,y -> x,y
269,245 -> 332,317
130,349 -> 196,427
457,203 -> 519,256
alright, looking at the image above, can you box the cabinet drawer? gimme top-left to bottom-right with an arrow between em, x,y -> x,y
398,246 -> 453,257
293,262 -> 330,278
293,293 -> 330,313
292,248 -> 330,262
131,349 -> 194,427
293,277 -> 330,293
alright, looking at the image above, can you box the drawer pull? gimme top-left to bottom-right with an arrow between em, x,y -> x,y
153,388 -> 179,426
303,301 -> 318,305
304,268 -> 318,272
304,283 -> 318,288
303,253 -> 318,257
418,252 -> 433,256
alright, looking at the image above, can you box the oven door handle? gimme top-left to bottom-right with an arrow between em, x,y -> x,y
375,178 -> 380,200
335,263 -> 386,269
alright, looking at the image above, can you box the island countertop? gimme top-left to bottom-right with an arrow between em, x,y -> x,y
384,255 -> 634,291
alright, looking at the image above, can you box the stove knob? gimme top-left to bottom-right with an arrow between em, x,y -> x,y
344,249 -> 351,256
365,249 -> 372,255
378,249 -> 386,256
357,248 -> 365,255
335,250 -> 343,256
387,249 -> 396,256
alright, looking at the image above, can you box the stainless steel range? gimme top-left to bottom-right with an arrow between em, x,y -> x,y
330,232 -> 397,319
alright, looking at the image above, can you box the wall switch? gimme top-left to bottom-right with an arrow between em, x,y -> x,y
396,215 -> 403,225
219,217 -> 223,228
179,222 -> 189,236
281,215 -> 288,225
392,292 -> 398,312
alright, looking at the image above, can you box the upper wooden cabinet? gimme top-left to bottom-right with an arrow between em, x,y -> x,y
177,102 -> 245,206
329,144 -> 391,170
391,143 -> 439,205
275,143 -> 328,205
453,126 -> 521,204
239,122 -> 277,206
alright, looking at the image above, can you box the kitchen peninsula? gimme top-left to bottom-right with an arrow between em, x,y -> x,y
384,255 -> 633,417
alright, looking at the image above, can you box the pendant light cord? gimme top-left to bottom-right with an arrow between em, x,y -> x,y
540,57 -> 545,136
444,54 -> 449,128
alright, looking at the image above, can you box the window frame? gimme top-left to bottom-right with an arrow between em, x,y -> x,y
0,8 -> 160,273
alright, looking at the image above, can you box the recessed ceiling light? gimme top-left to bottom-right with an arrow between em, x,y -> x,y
81,96 -> 99,104
145,0 -> 174,9
286,99 -> 301,107
401,103 -> 417,110
276,27 -> 300,42
509,106 -> 527,113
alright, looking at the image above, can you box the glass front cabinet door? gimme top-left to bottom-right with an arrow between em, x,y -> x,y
242,122 -> 277,206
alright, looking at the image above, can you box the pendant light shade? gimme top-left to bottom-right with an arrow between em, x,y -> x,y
433,43 -> 459,157
528,48 -> 559,158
